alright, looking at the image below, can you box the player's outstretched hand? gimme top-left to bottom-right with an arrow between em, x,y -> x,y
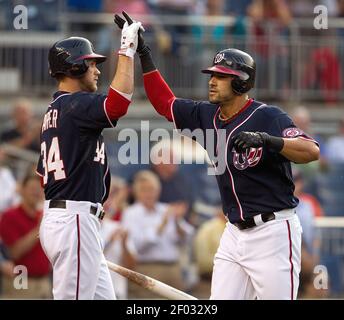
117,17 -> 142,58
114,11 -> 149,57
233,131 -> 284,153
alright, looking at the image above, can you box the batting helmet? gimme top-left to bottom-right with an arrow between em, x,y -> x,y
48,37 -> 106,78
202,48 -> 256,95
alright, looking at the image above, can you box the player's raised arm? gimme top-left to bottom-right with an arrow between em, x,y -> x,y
114,12 -> 175,122
104,17 -> 142,120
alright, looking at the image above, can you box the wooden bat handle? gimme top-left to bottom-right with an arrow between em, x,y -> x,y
106,260 -> 197,300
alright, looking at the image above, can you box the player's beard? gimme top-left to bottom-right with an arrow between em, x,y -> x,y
209,95 -> 220,104
209,91 -> 232,105
79,77 -> 98,93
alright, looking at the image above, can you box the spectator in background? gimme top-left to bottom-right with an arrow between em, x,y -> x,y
195,0 -> 226,37
339,0 -> 344,53
192,207 -> 226,299
100,219 -> 137,299
150,141 -> 200,290
0,171 -> 51,299
99,216 -> 137,299
67,0 -> 102,12
247,0 -> 292,94
149,0 -> 196,56
225,0 -> 252,15
291,106 -> 326,158
225,0 -> 252,39
192,0 -> 229,89
302,47 -> 342,105
293,0 -> 341,104
66,0 -> 104,48
0,147 -> 16,296
325,118 -> 344,163
0,148 -> 18,213
100,0 -> 152,77
0,245 -> 15,298
290,106 -> 326,196
289,0 -> 318,19
151,143 -> 194,224
100,175 -> 135,299
0,98 -> 40,153
0,251 -> 14,279
293,169 -> 328,299
104,0 -> 150,17
103,176 -> 130,222
122,170 -> 194,299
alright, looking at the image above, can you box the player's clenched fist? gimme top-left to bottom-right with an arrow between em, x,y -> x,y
232,131 -> 284,153
117,12 -> 143,59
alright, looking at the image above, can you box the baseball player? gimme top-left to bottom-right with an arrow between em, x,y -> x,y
36,17 -> 142,299
115,12 -> 320,300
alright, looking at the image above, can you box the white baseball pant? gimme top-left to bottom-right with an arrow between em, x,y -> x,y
39,200 -> 116,300
211,209 -> 302,300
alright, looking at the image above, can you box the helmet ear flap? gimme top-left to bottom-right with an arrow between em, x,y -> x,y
231,78 -> 248,95
68,61 -> 88,77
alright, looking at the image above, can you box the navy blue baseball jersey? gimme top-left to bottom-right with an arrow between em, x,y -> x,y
171,98 -> 317,223
37,91 -> 117,204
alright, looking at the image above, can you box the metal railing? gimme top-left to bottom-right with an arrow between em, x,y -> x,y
0,15 -> 343,102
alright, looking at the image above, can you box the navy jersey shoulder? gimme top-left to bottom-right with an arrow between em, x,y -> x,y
36,91 -> 115,204
255,104 -> 291,131
253,103 -> 312,140
172,98 -> 218,131
63,91 -> 117,130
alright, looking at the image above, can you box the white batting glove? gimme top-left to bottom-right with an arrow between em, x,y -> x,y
118,21 -> 142,59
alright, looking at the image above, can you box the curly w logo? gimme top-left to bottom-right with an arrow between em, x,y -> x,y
232,147 -> 263,170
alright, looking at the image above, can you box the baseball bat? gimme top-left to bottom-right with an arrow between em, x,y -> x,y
106,260 -> 197,300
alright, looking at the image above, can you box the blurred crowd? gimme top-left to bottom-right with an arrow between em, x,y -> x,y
2,0 -> 344,28
0,0 -> 343,103
0,97 -> 344,299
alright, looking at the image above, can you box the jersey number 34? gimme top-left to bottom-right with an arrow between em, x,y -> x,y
41,137 -> 66,185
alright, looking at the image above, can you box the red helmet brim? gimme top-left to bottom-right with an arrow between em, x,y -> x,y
201,65 -> 248,80
75,53 -> 106,63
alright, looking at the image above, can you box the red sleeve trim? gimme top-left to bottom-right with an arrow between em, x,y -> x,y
104,87 -> 131,121
143,70 -> 175,122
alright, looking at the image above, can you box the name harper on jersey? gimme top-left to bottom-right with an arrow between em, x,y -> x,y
41,109 -> 58,133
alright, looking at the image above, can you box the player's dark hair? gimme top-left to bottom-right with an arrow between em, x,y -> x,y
55,74 -> 66,83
